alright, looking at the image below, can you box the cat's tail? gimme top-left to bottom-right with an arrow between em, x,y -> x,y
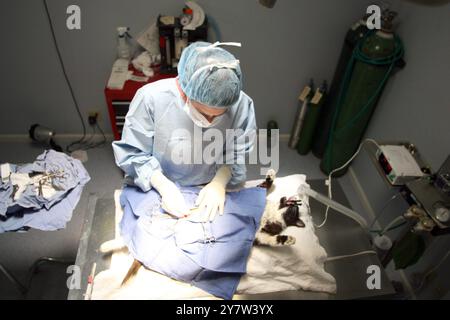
99,239 -> 141,286
121,259 -> 142,286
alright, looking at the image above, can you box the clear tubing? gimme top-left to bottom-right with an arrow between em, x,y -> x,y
299,185 -> 368,231
381,215 -> 405,235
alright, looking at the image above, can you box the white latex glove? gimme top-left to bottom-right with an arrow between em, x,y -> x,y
150,171 -> 188,218
189,166 -> 232,222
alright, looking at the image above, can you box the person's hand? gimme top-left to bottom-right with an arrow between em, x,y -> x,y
190,166 -> 232,222
150,171 -> 188,218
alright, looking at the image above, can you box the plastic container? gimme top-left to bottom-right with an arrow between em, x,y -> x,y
117,27 -> 131,60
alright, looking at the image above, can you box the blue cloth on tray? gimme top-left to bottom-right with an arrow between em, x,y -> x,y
0,150 -> 90,232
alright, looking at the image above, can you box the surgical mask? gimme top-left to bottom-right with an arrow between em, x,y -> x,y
183,99 -> 224,128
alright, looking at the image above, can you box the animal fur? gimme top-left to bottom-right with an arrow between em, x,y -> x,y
254,169 -> 305,246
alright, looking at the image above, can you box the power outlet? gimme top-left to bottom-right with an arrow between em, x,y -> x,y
88,112 -> 99,126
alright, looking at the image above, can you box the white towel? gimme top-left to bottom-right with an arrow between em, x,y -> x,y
237,175 -> 336,295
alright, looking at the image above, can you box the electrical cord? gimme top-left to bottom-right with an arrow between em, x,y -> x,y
85,122 -> 107,149
206,15 -> 222,43
61,119 -> 106,151
367,193 -> 408,234
42,0 -> 88,153
380,215 -> 406,236
77,122 -> 107,150
96,122 -> 107,146
44,0 -> 108,153
326,250 -> 377,262
369,192 -> 403,230
309,142 -> 392,260
370,221 -> 406,234
314,138 -> 380,228
68,125 -> 96,151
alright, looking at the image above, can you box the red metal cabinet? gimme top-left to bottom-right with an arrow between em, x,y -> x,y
104,65 -> 176,140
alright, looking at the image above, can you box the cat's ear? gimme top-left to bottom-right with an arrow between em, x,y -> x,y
258,178 -> 273,189
266,169 -> 276,182
279,197 -> 288,209
296,219 -> 305,228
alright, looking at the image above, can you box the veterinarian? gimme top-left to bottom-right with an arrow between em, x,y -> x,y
112,41 -> 257,221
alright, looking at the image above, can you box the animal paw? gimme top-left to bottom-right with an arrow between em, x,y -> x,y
266,169 -> 276,182
285,236 -> 296,245
99,238 -> 126,253
276,235 -> 296,246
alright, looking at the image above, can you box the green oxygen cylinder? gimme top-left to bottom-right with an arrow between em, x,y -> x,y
321,21 -> 404,176
297,81 -> 328,155
312,18 -> 370,159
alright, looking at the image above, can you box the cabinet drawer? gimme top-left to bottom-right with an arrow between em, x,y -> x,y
112,101 -> 131,116
116,122 -> 124,136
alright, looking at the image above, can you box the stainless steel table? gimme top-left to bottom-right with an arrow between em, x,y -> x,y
68,180 -> 395,300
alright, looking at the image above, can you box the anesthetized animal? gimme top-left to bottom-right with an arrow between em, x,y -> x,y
254,169 -> 306,246
100,169 -> 306,285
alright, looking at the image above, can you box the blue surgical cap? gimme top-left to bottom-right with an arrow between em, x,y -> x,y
177,42 -> 243,108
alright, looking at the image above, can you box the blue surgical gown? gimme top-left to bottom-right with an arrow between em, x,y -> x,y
112,78 -> 257,191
